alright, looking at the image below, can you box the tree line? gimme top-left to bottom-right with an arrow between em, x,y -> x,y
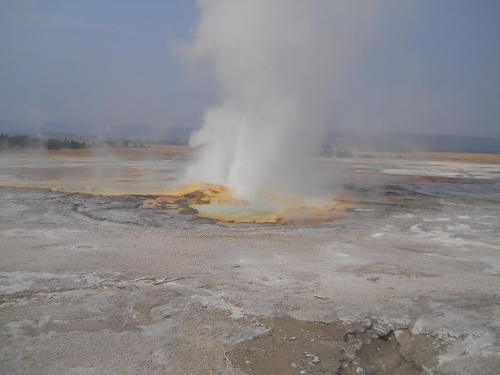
0,134 -> 89,150
0,134 -> 152,150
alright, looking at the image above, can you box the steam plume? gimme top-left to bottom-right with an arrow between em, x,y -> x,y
180,0 -> 380,200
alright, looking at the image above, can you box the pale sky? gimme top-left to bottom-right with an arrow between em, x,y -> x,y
1,0 -> 499,137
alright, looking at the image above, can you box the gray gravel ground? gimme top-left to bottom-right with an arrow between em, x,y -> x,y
1,172 -> 500,374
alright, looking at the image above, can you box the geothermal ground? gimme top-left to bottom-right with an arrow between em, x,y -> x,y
1,147 -> 500,375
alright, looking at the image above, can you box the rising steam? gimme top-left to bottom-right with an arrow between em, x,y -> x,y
179,1 -> 380,200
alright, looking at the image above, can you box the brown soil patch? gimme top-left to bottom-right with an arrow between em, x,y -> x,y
357,151 -> 500,164
229,316 -> 422,375
46,145 -> 191,160
424,152 -> 500,164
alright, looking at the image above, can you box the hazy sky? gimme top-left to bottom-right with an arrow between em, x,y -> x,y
1,0 -> 499,137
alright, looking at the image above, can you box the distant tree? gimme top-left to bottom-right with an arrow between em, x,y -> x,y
0,134 -> 43,149
45,138 -> 89,150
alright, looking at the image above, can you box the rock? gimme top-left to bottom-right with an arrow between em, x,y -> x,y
306,354 -> 320,364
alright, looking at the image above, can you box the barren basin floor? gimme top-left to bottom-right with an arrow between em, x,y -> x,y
1,155 -> 500,374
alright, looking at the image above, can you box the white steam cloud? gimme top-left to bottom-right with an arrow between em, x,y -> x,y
180,0 -> 382,200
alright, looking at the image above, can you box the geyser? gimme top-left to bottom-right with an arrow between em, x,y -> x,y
178,0 -> 379,201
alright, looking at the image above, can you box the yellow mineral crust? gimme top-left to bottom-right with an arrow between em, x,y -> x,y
165,183 -> 344,224
166,183 -> 247,204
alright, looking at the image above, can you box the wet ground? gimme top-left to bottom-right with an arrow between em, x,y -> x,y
1,149 -> 500,374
